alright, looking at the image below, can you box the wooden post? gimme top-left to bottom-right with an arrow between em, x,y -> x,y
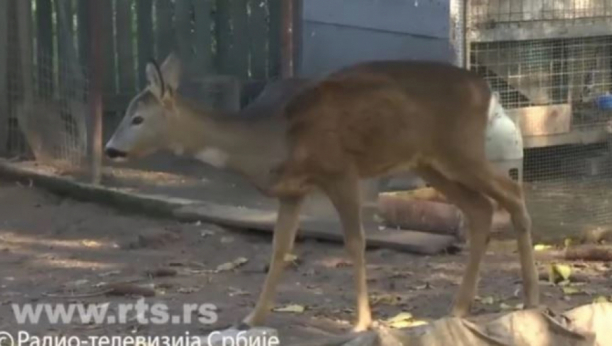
16,0 -> 33,103
280,0 -> 298,78
0,0 -> 9,155
450,0 -> 466,68
89,0 -> 103,184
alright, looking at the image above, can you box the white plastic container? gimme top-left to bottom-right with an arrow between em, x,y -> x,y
485,92 -> 524,182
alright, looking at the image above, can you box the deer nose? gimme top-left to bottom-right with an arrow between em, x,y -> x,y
105,147 -> 127,159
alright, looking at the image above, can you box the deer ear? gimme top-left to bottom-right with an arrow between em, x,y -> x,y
160,52 -> 181,92
146,59 -> 166,99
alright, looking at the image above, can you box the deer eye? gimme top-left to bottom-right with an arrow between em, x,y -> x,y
131,116 -> 144,125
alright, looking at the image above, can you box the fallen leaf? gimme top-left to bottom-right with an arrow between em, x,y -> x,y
515,303 -> 524,310
385,312 -> 428,329
413,282 -> 431,290
284,253 -> 298,263
549,263 -> 572,283
81,240 -> 104,248
499,302 -> 512,311
216,257 -> 248,272
177,287 -> 200,294
534,244 -> 553,251
200,230 -> 215,238
561,286 -> 583,296
228,287 -> 250,297
220,236 -> 234,244
98,270 -> 121,277
370,293 -> 402,306
273,304 -> 305,313
480,296 -> 495,305
593,296 -> 609,303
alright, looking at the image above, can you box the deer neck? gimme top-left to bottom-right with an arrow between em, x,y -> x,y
166,94 -> 287,189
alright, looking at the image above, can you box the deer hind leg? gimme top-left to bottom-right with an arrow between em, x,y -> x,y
417,166 -> 494,317
242,196 -> 304,328
320,172 -> 373,332
443,160 -> 540,311
464,163 -> 539,309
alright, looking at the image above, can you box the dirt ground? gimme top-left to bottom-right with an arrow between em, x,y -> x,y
0,179 -> 611,344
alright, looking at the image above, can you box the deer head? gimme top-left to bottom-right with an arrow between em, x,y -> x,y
104,53 -> 182,161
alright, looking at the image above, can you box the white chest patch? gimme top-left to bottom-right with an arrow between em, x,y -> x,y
195,148 -> 229,168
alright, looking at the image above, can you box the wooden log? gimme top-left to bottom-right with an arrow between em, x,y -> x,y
565,245 -> 612,262
381,187 -> 448,204
377,194 -> 463,236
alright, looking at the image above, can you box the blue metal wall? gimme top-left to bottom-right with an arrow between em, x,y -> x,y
298,0 -> 453,77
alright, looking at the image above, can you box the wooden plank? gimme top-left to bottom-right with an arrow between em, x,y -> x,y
508,104 -> 572,137
76,0 -> 91,70
229,0 -> 249,79
523,125 -> 608,148
467,18 -> 612,43
99,0 -> 116,95
173,0 -> 192,70
136,0 -> 154,87
0,158 -> 456,256
35,0 -> 54,96
192,0 -> 213,76
116,0 -> 136,93
267,0 -> 281,78
0,0 -> 9,154
174,203 -> 457,255
155,0 -> 174,59
248,0 -> 268,79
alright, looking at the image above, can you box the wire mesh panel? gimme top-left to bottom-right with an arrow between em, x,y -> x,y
466,0 -> 612,241
5,0 -> 89,172
471,37 -> 612,127
470,0 -> 612,24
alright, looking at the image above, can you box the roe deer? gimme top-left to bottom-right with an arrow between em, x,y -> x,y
105,53 -> 539,332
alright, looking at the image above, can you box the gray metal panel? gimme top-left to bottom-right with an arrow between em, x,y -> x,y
299,0 -> 453,77
300,23 -> 452,77
303,0 -> 449,39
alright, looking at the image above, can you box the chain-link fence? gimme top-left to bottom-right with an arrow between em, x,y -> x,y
466,0 -> 612,241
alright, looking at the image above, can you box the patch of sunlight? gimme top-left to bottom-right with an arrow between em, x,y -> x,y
0,231 -> 116,250
32,256 -> 118,270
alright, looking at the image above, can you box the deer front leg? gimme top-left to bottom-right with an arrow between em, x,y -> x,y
242,196 -> 304,328
321,174 -> 373,332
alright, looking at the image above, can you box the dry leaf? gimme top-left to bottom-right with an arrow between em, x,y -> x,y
480,296 -> 495,305
273,304 -> 305,313
228,287 -> 250,297
413,282 -> 431,290
561,286 -> 582,296
593,296 -> 609,303
534,244 -> 552,251
220,236 -> 235,244
284,254 -> 298,263
81,240 -> 103,248
200,230 -> 215,238
549,263 -> 572,283
371,293 -> 402,306
385,312 -> 428,329
499,302 -> 512,311
216,257 -> 248,272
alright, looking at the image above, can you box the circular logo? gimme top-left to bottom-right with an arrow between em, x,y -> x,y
0,332 -> 15,346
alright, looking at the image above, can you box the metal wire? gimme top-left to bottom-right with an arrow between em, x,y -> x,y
470,0 -> 612,24
6,0 -> 89,171
467,0 -> 612,241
